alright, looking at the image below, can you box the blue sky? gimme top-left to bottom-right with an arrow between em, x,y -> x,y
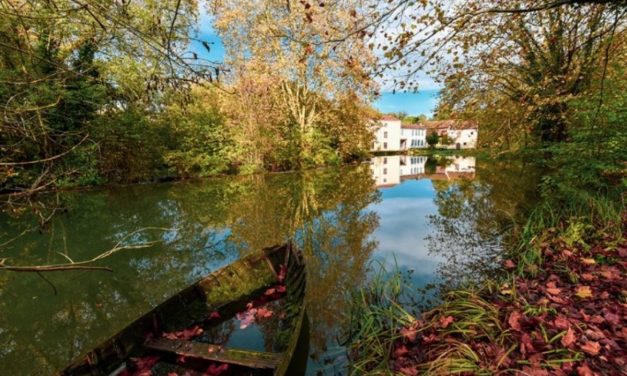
191,11 -> 440,117
374,90 -> 440,117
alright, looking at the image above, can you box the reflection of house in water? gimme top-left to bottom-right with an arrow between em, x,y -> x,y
371,156 -> 476,187
370,155 -> 402,187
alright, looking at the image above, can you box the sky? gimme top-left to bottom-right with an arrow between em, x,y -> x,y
191,8 -> 441,117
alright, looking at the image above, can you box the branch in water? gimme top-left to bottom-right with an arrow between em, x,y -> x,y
0,227 -> 170,273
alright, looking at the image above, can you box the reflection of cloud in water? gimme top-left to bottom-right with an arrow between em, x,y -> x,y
369,196 -> 445,275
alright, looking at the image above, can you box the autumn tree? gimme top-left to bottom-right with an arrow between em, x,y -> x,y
371,0 -> 625,144
210,0 -> 378,167
0,0 -> 218,192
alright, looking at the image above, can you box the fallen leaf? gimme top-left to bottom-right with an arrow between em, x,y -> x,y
399,367 -> 418,376
256,307 -> 273,318
581,258 -> 596,265
577,363 -> 595,376
554,315 -> 569,330
439,315 -> 454,328
205,363 -> 229,376
393,344 -> 410,358
580,341 -> 601,356
561,327 -> 576,347
400,326 -> 418,342
508,311 -> 523,331
575,286 -> 592,299
581,273 -> 595,281
504,259 -> 516,269
547,287 -> 562,295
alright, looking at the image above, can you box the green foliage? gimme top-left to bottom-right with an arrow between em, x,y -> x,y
426,132 -> 440,148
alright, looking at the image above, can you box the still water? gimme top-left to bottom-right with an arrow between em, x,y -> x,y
0,155 -> 538,375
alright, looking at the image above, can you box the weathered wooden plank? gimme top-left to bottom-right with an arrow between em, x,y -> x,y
144,338 -> 282,370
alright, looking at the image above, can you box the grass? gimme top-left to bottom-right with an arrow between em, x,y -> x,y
347,145 -> 625,375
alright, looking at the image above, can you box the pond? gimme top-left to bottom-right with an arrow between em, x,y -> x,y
0,154 -> 539,375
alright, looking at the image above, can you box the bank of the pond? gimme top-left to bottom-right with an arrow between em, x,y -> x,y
349,214 -> 626,375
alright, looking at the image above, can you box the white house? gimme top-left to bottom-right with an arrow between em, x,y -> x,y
400,124 -> 427,149
371,116 -> 402,151
423,120 -> 479,149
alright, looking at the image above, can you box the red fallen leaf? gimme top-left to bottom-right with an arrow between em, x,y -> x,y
276,285 -> 286,293
562,249 -> 573,257
602,310 -> 619,326
399,326 -> 418,342
520,332 -> 535,355
422,333 -> 438,344
277,264 -> 287,283
167,373 -> 178,376
522,366 -> 549,376
546,287 -> 562,295
504,259 -> 516,269
554,315 -> 569,330
265,287 -> 276,295
163,325 -> 203,340
208,311 -> 221,320
581,273 -> 595,281
584,329 -> 605,341
177,355 -> 186,364
127,356 -> 160,375
547,294 -> 568,304
577,363 -> 595,376
580,341 -> 601,356
393,344 -> 410,358
256,307 -> 273,318
439,315 -> 454,328
205,363 -> 229,376
398,367 -> 418,376
508,311 -> 523,331
546,281 -> 558,289
561,326 -> 576,347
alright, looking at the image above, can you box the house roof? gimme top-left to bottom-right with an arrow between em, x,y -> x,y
422,120 -> 478,130
379,115 -> 400,121
401,123 -> 426,129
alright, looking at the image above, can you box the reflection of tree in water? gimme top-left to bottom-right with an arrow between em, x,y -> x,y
225,166 -> 381,358
0,165 -> 380,374
427,159 -> 541,287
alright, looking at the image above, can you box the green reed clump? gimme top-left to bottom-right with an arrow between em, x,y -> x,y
346,264 -> 417,375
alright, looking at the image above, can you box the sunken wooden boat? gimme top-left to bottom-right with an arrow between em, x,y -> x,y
60,243 -> 306,376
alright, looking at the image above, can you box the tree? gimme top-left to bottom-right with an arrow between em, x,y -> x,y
426,132 -> 440,148
370,1 -> 625,143
210,0 -> 377,167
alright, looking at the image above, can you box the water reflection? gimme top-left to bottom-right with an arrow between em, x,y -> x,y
370,155 -> 476,188
0,167 -> 380,375
0,155 -> 539,375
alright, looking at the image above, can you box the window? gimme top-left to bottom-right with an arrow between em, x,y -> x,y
384,131 -> 388,138
463,142 -> 467,146
383,178 -> 387,183
383,168 -> 387,175
383,142 -> 388,149
470,132 -> 474,135
383,157 -> 387,164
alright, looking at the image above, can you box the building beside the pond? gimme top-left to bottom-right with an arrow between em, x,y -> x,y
371,115 -> 402,152
371,117 -> 478,151
422,120 -> 479,150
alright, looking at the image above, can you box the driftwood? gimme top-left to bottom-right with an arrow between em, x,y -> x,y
0,227 -> 167,273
